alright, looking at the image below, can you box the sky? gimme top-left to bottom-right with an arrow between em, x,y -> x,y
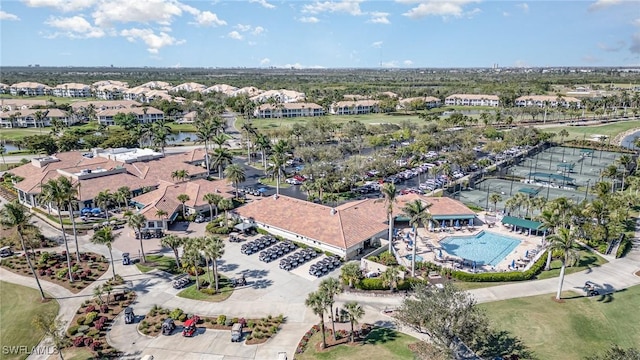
1,0 -> 639,68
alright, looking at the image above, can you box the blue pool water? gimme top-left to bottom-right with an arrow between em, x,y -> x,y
405,254 -> 424,262
440,231 -> 520,266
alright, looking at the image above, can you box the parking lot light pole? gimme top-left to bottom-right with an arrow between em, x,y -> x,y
509,168 -> 514,196
584,179 -> 591,201
485,185 -> 491,211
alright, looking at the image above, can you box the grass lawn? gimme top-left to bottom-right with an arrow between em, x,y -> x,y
535,247 -> 607,280
295,327 -> 418,360
177,273 -> 234,302
0,281 -> 59,360
258,178 -> 291,188
543,120 -> 640,141
236,113 -> 421,132
135,254 -> 179,274
168,122 -> 197,132
453,281 -> 519,291
480,285 -> 640,360
0,128 -> 42,141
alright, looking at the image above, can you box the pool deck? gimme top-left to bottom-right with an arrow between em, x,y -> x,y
395,212 -> 544,273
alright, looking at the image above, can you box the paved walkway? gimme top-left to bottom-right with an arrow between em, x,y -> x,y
1,200 -> 638,360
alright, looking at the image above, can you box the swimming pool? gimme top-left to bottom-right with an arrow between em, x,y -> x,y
440,231 -> 520,266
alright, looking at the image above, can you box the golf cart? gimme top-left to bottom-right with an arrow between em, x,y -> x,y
231,275 -> 247,287
161,318 -> 176,335
583,281 -> 600,297
182,315 -> 200,337
231,322 -> 243,342
0,246 -> 14,258
122,252 -> 131,265
124,307 -> 135,324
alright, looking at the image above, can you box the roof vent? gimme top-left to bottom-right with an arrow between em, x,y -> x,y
330,208 -> 337,215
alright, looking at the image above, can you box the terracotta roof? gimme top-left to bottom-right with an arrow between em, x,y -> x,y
71,100 -> 139,110
78,173 -> 157,201
398,96 -> 441,104
97,106 -> 163,116
174,148 -> 207,164
515,95 -> 580,103
123,155 -> 207,183
133,179 -> 234,220
257,102 -> 322,110
235,194 -> 476,250
333,100 -> 380,107
445,94 -> 499,101
10,82 -> 50,89
0,99 -> 48,109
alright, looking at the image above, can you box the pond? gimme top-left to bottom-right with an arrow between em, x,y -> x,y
167,131 -> 199,144
620,130 -> 640,150
1,142 -> 20,152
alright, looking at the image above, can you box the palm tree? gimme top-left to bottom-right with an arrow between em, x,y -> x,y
320,277 -> 343,340
402,198 -> 433,277
177,194 -> 190,219
266,152 -> 288,195
376,183 -> 398,254
217,198 -> 234,220
489,193 -> 502,213
39,178 -> 74,282
95,190 -> 113,221
381,266 -> 399,291
0,202 -> 45,300
171,169 -> 190,183
340,262 -> 362,288
241,121 -> 258,164
203,193 -> 223,218
255,133 -> 271,168
151,118 -> 172,155
115,186 -> 131,211
126,212 -> 147,263
224,164 -> 246,199
194,111 -> 217,174
212,147 -> 233,179
547,228 -> 580,300
91,226 -> 119,280
343,301 -> 365,343
305,290 -> 329,349
182,245 -> 202,290
155,209 -> 168,229
203,235 -> 225,291
59,177 -> 81,262
616,154 -> 634,190
161,234 -> 183,268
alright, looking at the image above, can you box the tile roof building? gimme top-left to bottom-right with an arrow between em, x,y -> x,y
52,83 -> 92,98
329,100 -> 380,115
10,82 -> 51,96
0,108 -> 76,128
234,193 -> 476,259
253,102 -> 324,118
444,94 -> 500,107
514,95 -> 581,108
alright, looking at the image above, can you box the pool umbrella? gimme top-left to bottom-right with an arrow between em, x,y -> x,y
441,222 -> 446,230
455,220 -> 460,227
438,249 -> 443,258
257,187 -> 267,193
525,250 -> 529,258
469,218 -> 474,227
511,259 -> 516,268
472,261 -> 476,270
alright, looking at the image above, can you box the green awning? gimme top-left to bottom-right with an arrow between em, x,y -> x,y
556,163 -> 574,169
529,172 -> 575,182
432,215 -> 476,221
580,149 -> 594,154
501,216 -> 543,230
518,187 -> 540,196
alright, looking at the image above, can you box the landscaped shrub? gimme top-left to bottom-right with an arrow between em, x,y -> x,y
100,304 -> 108,313
67,325 -> 80,336
84,311 -> 98,325
178,314 -> 187,322
89,340 -> 101,351
85,305 -> 96,314
86,329 -> 100,338
450,252 -> 548,282
76,316 -> 86,326
56,268 -> 69,279
83,337 -> 93,347
217,315 -> 227,325
225,319 -> 233,326
357,278 -> 386,290
169,308 -> 184,320
200,288 -> 216,295
72,337 -> 84,347
248,320 -> 255,328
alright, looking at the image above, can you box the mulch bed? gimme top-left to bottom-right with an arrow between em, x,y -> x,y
0,251 -> 108,293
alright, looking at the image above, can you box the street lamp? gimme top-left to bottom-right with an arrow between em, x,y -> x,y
584,179 -> 591,201
509,168 -> 514,196
485,184 -> 491,211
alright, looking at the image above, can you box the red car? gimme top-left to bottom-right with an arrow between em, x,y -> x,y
182,315 -> 200,337
293,175 -> 306,182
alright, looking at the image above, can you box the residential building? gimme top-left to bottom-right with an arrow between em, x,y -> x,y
1,99 -> 49,111
52,83 -> 92,98
0,108 -> 76,128
138,81 -> 172,90
397,96 -> 442,110
379,91 -> 398,98
9,82 -> 51,96
177,111 -> 198,123
202,84 -> 238,95
329,100 -> 380,115
232,86 -> 263,97
96,106 -> 164,126
254,102 -> 324,118
234,193 -> 476,260
445,94 -> 500,107
0,83 -> 8,94
171,82 -> 206,93
250,89 -> 306,103
515,95 -> 581,108
70,100 -> 140,113
94,84 -> 128,100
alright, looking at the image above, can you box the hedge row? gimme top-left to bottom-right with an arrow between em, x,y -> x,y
449,251 -> 548,282
356,277 -> 424,291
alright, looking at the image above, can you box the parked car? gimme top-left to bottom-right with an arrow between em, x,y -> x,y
182,315 -> 200,337
231,322 -> 243,342
194,215 -> 205,223
0,246 -> 14,258
122,253 -> 131,265
124,307 -> 135,324
162,318 -> 176,335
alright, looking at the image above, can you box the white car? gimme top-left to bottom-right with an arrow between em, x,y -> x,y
285,178 -> 302,185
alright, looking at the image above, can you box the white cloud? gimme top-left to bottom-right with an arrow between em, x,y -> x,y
22,0 -> 96,12
302,0 -> 364,16
589,0 -> 622,11
514,59 -> 530,67
120,28 -> 184,53
252,26 -> 265,35
249,0 -> 275,9
403,60 -> 413,66
260,58 -> 271,65
92,0 -> 184,27
633,18 -> 640,27
465,8 -> 481,18
236,24 -> 252,32
381,60 -> 399,68
45,15 -> 105,38
0,10 -> 20,21
631,33 -> 640,54
228,31 -> 243,40
597,40 -> 626,52
368,11 -> 390,24
517,3 -> 529,13
400,0 -> 481,19
502,11 -> 510,17
299,16 -> 320,23
191,11 -> 226,27
371,41 -> 383,48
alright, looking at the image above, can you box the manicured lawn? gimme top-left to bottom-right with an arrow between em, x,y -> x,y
0,128 -> 42,141
168,122 -> 197,132
453,281 -> 519,291
177,273 -> 234,302
0,281 -> 59,360
296,327 -> 418,360
135,254 -> 179,274
480,285 -> 640,360
544,120 -> 640,141
536,247 -> 607,280
236,113 -> 421,131
258,178 -> 291,188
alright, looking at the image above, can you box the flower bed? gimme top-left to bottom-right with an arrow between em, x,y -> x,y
296,324 -> 373,354
139,306 -> 284,344
0,251 -> 109,293
67,288 -> 136,358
